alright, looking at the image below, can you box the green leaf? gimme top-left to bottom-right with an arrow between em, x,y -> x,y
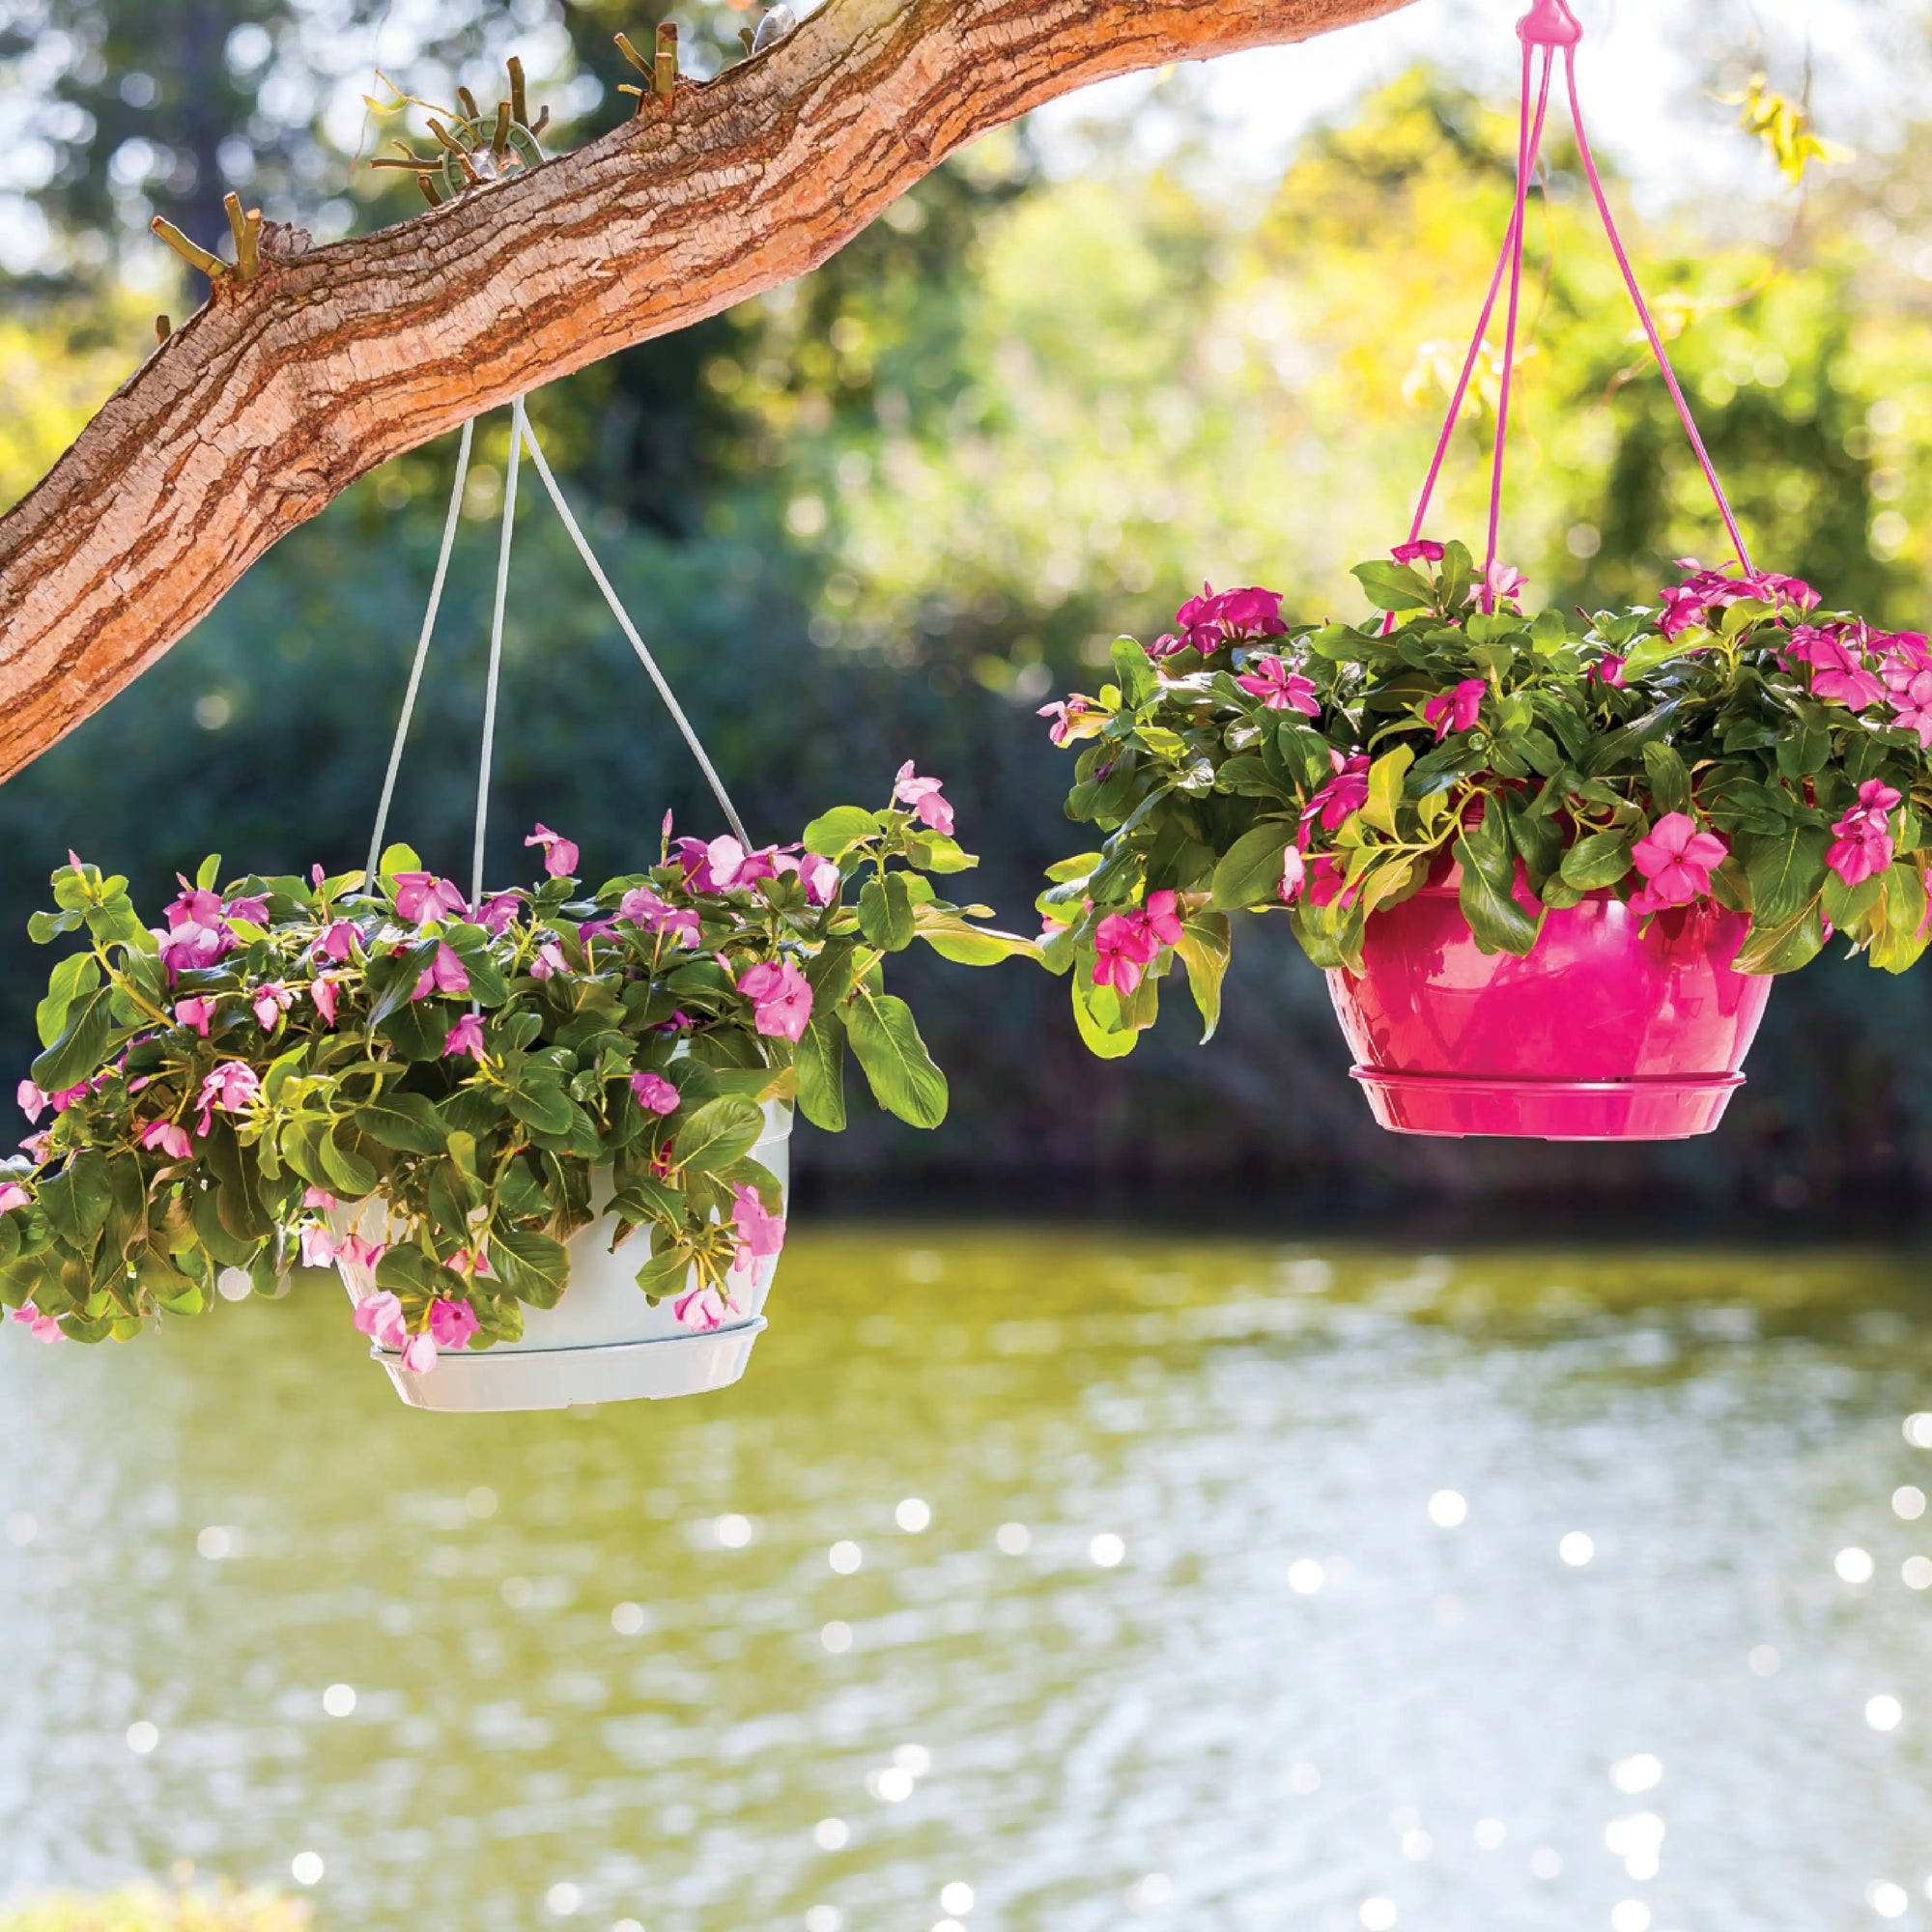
35,952 -> 101,1050
378,841 -> 422,879
37,1150 -> 112,1252
1350,559 -> 1431,612
1733,900 -> 1828,976
670,1094 -> 766,1174
492,1226 -> 572,1308
1454,805 -> 1540,957
1209,822 -> 1295,913
1070,974 -> 1142,1059
507,1078 -> 574,1137
30,987 -> 114,1095
1559,830 -> 1634,892
1641,743 -> 1692,819
1361,744 -> 1413,838
802,806 -> 882,859
1173,911 -> 1230,1044
858,871 -> 916,952
379,997 -> 453,1063
354,1093 -> 451,1156
794,1011 -> 848,1133
845,988 -> 949,1127
905,832 -> 977,874
633,1239 -> 694,1303
1111,636 -> 1158,708
317,1127 -> 379,1200
1746,824 -> 1830,930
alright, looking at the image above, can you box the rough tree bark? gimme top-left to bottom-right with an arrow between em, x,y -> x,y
0,0 -> 1414,781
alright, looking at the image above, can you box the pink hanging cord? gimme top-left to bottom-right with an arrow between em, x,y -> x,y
1395,0 -> 1755,613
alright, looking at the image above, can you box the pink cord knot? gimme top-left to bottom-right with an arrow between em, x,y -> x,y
1518,0 -> 1581,46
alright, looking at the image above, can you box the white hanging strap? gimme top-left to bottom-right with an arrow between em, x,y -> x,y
471,396 -> 526,912
366,417 -> 475,881
517,411 -> 753,848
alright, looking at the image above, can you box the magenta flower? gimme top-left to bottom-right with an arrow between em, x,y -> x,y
392,872 -> 468,925
16,1081 -> 44,1124
1391,540 -> 1445,566
251,982 -> 294,1032
10,1302 -> 63,1345
619,886 -> 704,948
731,1183 -> 787,1262
139,1119 -> 192,1161
163,883 -> 223,930
311,977 -> 338,1028
631,1070 -> 680,1116
1486,561 -> 1527,603
1278,847 -> 1307,904
1300,753 -> 1373,842
401,1332 -> 439,1375
1143,890 -> 1184,948
1424,678 -> 1487,741
194,1062 -> 261,1137
1827,780 -> 1902,887
1037,696 -> 1098,747
477,892 -> 522,935
1594,655 -> 1627,688
428,1297 -> 480,1349
673,1283 -> 730,1332
894,762 -> 956,836
1629,813 -> 1729,913
1092,912 -> 1159,996
173,997 -> 214,1037
313,921 -> 357,963
47,1082 -> 89,1116
1235,655 -> 1321,716
1152,583 -> 1288,659
410,942 -> 470,1002
223,895 -> 270,926
738,959 -> 813,1042
444,1012 -> 487,1062
525,823 -> 580,878
1788,626 -> 1887,710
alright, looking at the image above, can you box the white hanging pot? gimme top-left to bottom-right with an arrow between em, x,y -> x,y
333,1100 -> 792,1412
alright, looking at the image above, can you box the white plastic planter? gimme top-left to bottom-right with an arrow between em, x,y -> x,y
335,1101 -> 791,1412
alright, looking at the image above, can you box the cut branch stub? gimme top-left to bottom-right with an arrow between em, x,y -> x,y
0,0 -> 1418,786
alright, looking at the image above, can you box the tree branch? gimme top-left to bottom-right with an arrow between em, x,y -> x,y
0,0 -> 1413,781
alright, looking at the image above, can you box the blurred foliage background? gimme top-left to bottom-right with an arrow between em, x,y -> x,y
4,0 -> 1932,1223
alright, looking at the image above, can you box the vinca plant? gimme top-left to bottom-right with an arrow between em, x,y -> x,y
0,767 -> 1033,1359
1037,540 -> 1932,1056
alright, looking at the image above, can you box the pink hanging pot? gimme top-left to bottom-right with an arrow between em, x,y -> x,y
1326,862 -> 1773,1141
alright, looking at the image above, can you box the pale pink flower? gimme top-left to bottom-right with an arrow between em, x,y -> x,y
443,1245 -> 492,1279
731,1183 -> 786,1261
139,1120 -> 192,1161
1235,655 -> 1321,716
0,1183 -> 29,1213
477,892 -> 522,935
1278,846 -> 1307,904
335,1236 -> 385,1299
300,1224 -> 338,1268
1629,813 -> 1729,913
194,1062 -> 260,1137
401,1332 -> 439,1375
701,836 -> 780,893
410,942 -> 470,1002
737,959 -> 813,1042
392,872 -> 468,925
224,895 -> 270,926
351,1290 -> 407,1349
525,823 -> 580,878
1486,561 -> 1527,602
673,1283 -> 730,1332
631,1071 -> 680,1116
313,921 -> 357,963
311,977 -> 338,1027
428,1297 -> 480,1349
10,1302 -> 63,1344
528,941 -> 569,981
1425,678 -> 1487,741
444,1012 -> 487,1062
771,852 -> 842,908
158,920 -> 232,978
16,1081 -> 45,1124
619,885 -> 703,946
174,997 -> 215,1037
893,761 -> 956,836
1037,696 -> 1099,747
301,1186 -> 338,1210
163,883 -> 223,930
251,982 -> 294,1031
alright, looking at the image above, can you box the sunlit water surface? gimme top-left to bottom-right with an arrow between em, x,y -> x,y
4,1233 -> 1932,1932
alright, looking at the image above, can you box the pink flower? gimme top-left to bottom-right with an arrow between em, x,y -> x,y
737,959 -> 813,1042
352,1290 -> 407,1349
894,762 -> 956,836
1092,912 -> 1159,996
335,1236 -> 385,1299
1629,813 -> 1729,913
251,982 -> 294,1031
1424,678 -> 1487,741
1037,696 -> 1098,747
428,1297 -> 480,1349
1300,753 -> 1372,843
194,1062 -> 260,1137
301,1186 -> 338,1209
1827,780 -> 1902,886
0,1183 -> 28,1213
771,852 -> 843,908
477,892 -> 522,935
392,873 -> 468,925
1788,626 -> 1887,710
631,1071 -> 680,1116
163,883 -> 223,930
673,1283 -> 730,1332
525,823 -> 580,878
11,1302 -> 63,1344
1142,890 -> 1184,947
1152,583 -> 1288,659
16,1081 -> 45,1124
1305,853 -> 1355,911
139,1119 -> 192,1161
528,941 -> 569,981
313,921 -> 357,963
173,997 -> 214,1037
619,886 -> 703,946
1235,655 -> 1321,716
1594,655 -> 1627,688
1486,561 -> 1527,603
224,895 -> 270,926
731,1183 -> 787,1261
444,1012 -> 487,1061
443,1245 -> 492,1279
410,942 -> 470,1002
300,1224 -> 338,1268
401,1332 -> 439,1375
1391,540 -> 1445,566
157,920 -> 233,979
311,977 -> 338,1028
1278,846 -> 1307,904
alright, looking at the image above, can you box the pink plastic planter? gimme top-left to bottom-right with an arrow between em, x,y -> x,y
1325,868 -> 1774,1141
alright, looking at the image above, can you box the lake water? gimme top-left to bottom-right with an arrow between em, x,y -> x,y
3,1232 -> 1932,1932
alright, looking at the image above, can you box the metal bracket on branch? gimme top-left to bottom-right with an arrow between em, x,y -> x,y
369,57 -> 550,205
